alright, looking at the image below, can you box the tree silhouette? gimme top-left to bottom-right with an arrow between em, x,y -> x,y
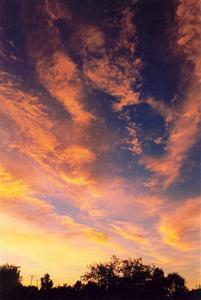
82,255 -> 120,288
73,280 -> 82,293
147,267 -> 167,300
0,264 -> 22,299
81,257 -> 189,300
167,273 -> 188,300
40,273 -> 53,290
0,260 -> 193,300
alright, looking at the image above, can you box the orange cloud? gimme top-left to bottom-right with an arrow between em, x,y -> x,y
62,145 -> 96,168
112,221 -> 149,246
0,72 -> 97,195
143,92 -> 200,188
176,0 -> 201,79
0,166 -> 111,246
71,176 -> 164,221
126,124 -> 142,155
81,8 -> 141,111
0,166 -> 30,198
146,98 -> 177,124
84,55 -> 140,112
23,1 -> 93,125
60,172 -> 94,187
158,197 -> 201,251
135,195 -> 164,216
142,0 -> 201,188
36,51 -> 94,124
0,83 -> 106,218
79,25 -> 105,53
44,0 -> 71,24
0,71 -> 59,169
0,213 -> 120,286
0,165 -> 126,287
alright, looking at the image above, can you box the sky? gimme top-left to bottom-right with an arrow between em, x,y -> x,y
0,0 -> 200,289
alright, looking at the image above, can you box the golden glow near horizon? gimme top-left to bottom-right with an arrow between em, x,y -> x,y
0,0 -> 200,289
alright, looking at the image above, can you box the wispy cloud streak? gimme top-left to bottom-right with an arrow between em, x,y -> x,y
142,0 -> 201,188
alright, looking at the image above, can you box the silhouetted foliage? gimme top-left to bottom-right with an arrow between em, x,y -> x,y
187,288 -> 201,300
0,259 -> 199,300
0,264 -> 22,299
167,273 -> 188,300
40,273 -> 53,290
80,256 -> 190,300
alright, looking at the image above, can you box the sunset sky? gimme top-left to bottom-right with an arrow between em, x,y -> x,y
0,0 -> 200,289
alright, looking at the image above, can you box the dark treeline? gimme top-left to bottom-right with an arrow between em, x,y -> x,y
0,256 -> 200,300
